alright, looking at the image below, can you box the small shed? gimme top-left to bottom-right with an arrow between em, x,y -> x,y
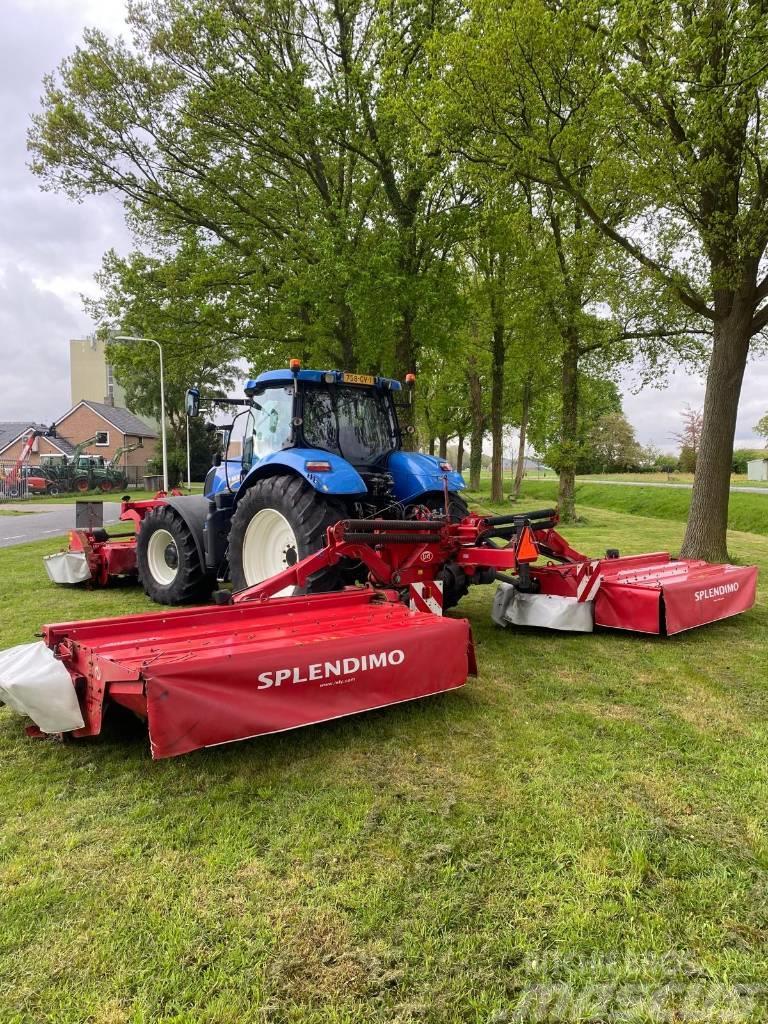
747,458 -> 768,481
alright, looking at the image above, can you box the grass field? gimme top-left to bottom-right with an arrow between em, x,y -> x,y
1,492 -> 767,1023
576,472 -> 768,488
509,480 -> 768,538
23,485 -> 204,505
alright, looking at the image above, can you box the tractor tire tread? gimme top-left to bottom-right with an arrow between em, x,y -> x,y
229,474 -> 348,594
136,506 -> 213,606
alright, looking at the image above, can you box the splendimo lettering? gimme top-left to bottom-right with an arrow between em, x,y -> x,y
257,649 -> 406,689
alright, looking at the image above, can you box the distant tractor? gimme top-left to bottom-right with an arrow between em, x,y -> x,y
39,438 -> 142,494
136,364 -> 468,606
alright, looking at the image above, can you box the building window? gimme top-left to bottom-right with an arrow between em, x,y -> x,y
106,364 -> 115,402
95,431 -> 109,446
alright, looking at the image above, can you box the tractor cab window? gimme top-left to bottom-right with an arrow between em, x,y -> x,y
302,385 -> 395,465
245,386 -> 294,466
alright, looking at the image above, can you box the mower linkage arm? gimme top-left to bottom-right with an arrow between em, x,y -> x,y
231,514 -> 538,606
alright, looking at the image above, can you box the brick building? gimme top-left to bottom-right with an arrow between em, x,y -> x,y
53,401 -> 158,470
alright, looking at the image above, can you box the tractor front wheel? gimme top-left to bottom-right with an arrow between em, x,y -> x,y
137,506 -> 213,605
229,475 -> 346,595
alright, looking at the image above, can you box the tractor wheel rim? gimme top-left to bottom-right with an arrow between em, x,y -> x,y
146,528 -> 179,586
242,507 -> 298,596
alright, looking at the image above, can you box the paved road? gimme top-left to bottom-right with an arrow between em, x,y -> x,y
0,503 -> 123,548
582,479 -> 768,495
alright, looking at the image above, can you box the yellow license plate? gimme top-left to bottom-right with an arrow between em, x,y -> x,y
341,373 -> 375,386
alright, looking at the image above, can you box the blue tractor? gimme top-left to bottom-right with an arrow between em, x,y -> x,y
136,364 -> 468,607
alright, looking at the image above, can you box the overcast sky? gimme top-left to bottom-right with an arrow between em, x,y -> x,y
0,0 -> 766,451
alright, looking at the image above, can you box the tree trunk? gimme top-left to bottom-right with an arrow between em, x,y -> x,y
558,330 -> 579,522
512,376 -> 532,501
681,305 -> 752,561
333,302 -> 357,369
456,433 -> 465,473
490,321 -> 505,503
395,308 -> 416,449
438,434 -> 448,459
428,437 -> 436,456
467,355 -> 485,492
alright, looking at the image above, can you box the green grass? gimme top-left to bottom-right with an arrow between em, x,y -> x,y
0,506 -> 767,1022
23,485 -> 204,505
576,471 -> 768,487
510,479 -> 768,537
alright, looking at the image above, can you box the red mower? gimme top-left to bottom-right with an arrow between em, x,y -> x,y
1,507 -> 758,759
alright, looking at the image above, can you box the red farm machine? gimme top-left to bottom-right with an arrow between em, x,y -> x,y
1,503 -> 758,760
0,367 -> 759,759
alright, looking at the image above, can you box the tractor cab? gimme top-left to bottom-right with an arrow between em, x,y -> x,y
243,368 -> 402,469
195,363 -> 465,514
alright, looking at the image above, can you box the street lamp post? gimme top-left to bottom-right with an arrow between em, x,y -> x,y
186,414 -> 191,490
113,335 -> 168,492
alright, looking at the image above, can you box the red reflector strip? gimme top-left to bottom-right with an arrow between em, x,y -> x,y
305,461 -> 332,472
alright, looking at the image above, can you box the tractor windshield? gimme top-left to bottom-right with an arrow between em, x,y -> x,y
244,386 -> 294,464
302,385 -> 396,464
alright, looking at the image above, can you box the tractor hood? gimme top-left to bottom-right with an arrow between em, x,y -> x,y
386,451 -> 466,501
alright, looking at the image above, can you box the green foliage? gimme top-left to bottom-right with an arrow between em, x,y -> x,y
679,445 -> 698,474
579,410 -> 643,473
29,0 -> 469,387
754,414 -> 768,443
146,418 -> 221,485
732,448 -> 766,474
528,373 -> 623,474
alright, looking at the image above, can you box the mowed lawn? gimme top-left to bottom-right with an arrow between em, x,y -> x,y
0,497 -> 767,1023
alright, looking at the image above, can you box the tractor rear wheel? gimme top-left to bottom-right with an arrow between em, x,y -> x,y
229,475 -> 346,595
137,506 -> 213,605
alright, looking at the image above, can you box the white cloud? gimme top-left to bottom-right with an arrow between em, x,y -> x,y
0,0 -> 130,421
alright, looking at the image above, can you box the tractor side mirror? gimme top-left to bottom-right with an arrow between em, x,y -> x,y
185,387 -> 200,417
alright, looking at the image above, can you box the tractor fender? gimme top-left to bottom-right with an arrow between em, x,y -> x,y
236,449 -> 366,502
386,451 -> 466,503
154,495 -> 211,571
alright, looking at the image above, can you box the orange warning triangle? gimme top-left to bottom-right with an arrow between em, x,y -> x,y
516,525 -> 539,563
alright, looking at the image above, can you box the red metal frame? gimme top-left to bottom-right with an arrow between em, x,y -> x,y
59,494 -> 183,586
43,588 -> 476,758
231,514 -> 758,636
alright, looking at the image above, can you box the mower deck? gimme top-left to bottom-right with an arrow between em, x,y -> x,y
494,550 -> 758,635
40,588 -> 476,759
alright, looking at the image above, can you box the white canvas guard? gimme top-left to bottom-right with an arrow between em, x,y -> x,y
43,550 -> 92,585
492,584 -> 594,633
0,641 -> 84,733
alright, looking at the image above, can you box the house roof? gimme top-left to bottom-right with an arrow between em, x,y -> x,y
0,421 -> 75,458
58,401 -> 157,438
0,421 -> 45,452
